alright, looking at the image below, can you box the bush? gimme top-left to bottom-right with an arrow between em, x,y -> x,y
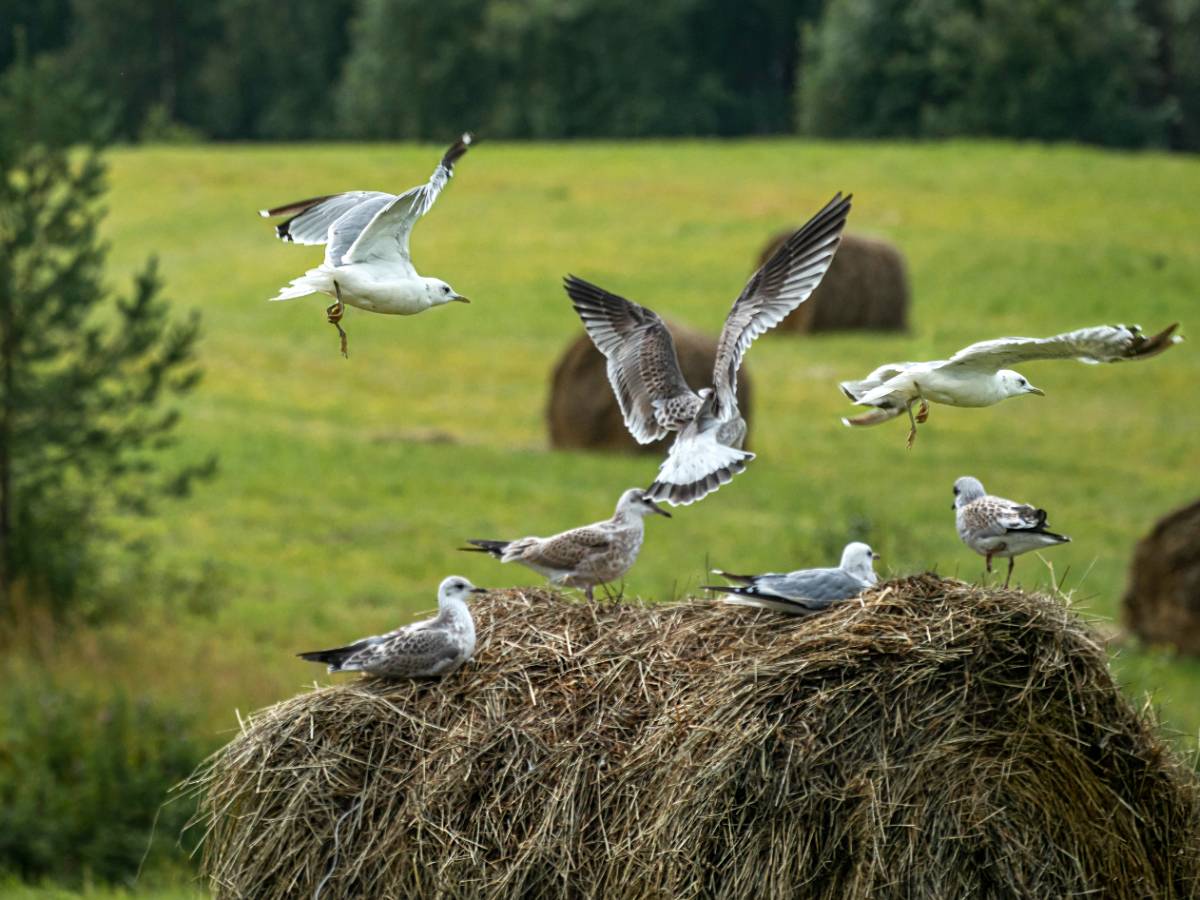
0,681 -> 206,887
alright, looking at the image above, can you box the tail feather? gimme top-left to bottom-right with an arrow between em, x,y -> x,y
297,644 -> 360,672
269,268 -> 330,302
710,569 -> 757,586
646,429 -> 754,507
461,539 -> 511,560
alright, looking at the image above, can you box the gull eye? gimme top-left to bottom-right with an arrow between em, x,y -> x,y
442,285 -> 450,294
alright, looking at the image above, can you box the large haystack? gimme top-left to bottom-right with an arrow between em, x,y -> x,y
546,322 -> 752,453
190,576 -> 1200,899
757,231 -> 909,333
1125,497 -> 1200,654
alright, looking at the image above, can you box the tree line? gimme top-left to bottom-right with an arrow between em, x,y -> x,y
3,0 -> 1198,148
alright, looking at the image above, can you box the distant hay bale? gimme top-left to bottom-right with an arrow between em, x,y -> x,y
546,322 -> 752,453
1124,497 -> 1200,654
756,231 -> 910,333
189,576 -> 1200,899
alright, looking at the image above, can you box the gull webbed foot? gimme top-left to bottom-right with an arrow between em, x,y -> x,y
915,398 -> 930,424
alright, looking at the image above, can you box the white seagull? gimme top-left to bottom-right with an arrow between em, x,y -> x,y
460,488 -> 671,600
841,322 -> 1181,447
705,542 -> 879,615
953,476 -> 1069,587
297,575 -> 482,678
260,133 -> 473,356
565,193 -> 851,505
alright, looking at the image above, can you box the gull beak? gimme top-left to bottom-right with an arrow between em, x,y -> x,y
469,586 -> 488,594
451,294 -> 470,304
872,552 -> 881,561
647,499 -> 672,518
1025,384 -> 1045,396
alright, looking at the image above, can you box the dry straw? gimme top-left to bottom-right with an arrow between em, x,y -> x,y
187,575 -> 1200,899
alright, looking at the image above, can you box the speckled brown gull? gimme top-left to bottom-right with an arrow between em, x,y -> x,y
298,576 -> 482,678
953,476 -> 1069,587
565,192 -> 851,506
260,133 -> 473,356
461,488 -> 670,600
841,322 -> 1182,447
705,542 -> 879,615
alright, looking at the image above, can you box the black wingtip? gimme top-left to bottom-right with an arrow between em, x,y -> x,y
442,132 -> 474,170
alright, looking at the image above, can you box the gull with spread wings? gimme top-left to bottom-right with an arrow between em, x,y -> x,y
260,133 -> 473,356
841,323 -> 1181,447
565,193 -> 852,506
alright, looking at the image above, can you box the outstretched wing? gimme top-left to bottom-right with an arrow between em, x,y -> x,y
943,323 -> 1181,374
712,193 -> 852,416
341,133 -> 473,266
564,275 -> 701,443
260,191 -> 394,246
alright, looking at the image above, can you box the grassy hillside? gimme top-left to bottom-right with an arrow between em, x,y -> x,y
13,139 -> 1199,754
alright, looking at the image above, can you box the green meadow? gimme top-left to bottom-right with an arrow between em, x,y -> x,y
10,139 -> 1200,804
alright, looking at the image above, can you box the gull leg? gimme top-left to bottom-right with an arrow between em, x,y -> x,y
327,281 -> 349,358
1004,556 -> 1015,589
905,400 -> 919,449
584,584 -> 595,602
985,551 -> 994,573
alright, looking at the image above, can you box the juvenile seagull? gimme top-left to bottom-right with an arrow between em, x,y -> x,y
460,488 -> 670,600
705,542 -> 879,615
297,575 -> 483,678
953,476 -> 1069,588
841,323 -> 1181,447
564,193 -> 851,505
260,133 -> 473,356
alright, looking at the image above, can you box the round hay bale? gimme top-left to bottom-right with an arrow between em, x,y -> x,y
546,322 -> 752,453
190,576 -> 1200,899
756,231 -> 910,333
1124,497 -> 1200,654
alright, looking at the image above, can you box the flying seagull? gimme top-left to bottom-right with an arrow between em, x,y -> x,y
260,133 -> 473,357
705,542 -> 879,615
565,193 -> 851,505
841,323 -> 1181,447
460,488 -> 670,600
953,476 -> 1069,587
297,575 -> 483,678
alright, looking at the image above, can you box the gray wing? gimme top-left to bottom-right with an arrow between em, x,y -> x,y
342,133 -> 473,266
260,191 -> 394,246
564,275 -> 702,443
942,323 -> 1181,374
712,193 -> 851,416
349,624 -> 463,677
746,566 -> 867,603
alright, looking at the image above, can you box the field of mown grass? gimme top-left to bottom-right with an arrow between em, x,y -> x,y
5,139 -> 1198,893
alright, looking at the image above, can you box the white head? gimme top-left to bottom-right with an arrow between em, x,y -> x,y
438,575 -> 485,608
997,369 -> 1044,399
840,542 -> 880,582
952,476 -> 987,509
615,488 -> 672,520
423,277 -> 469,307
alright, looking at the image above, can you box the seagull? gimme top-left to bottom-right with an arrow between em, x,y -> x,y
704,542 -> 879,615
460,488 -> 670,600
953,476 -> 1069,587
840,323 -> 1181,447
564,193 -> 851,505
297,575 -> 483,678
260,133 -> 473,357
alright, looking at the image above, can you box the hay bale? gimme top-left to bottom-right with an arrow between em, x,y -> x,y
546,322 -> 752,453
190,576 -> 1200,899
756,231 -> 910,333
1124,497 -> 1200,654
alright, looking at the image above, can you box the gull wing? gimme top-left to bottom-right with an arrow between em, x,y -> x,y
708,566 -> 867,604
341,133 -> 473,267
564,275 -> 701,443
260,191 -> 395,246
942,323 -> 1181,374
712,193 -> 851,416
961,497 -> 1048,541
352,625 -> 463,677
519,526 -> 612,571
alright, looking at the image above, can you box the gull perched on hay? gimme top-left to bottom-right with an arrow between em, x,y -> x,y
260,134 -> 473,356
461,488 -> 670,600
953,476 -> 1069,587
840,322 -> 1181,447
705,542 -> 879,615
297,576 -> 483,678
565,193 -> 851,505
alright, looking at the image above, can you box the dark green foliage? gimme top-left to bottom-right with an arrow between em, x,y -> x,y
0,680 -> 205,886
0,62 -> 213,615
797,0 -> 1174,147
198,0 -> 357,139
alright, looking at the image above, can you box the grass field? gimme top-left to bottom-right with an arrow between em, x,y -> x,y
4,138 -> 1198,892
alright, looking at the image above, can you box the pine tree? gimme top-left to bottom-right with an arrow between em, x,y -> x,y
0,56 -> 213,616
